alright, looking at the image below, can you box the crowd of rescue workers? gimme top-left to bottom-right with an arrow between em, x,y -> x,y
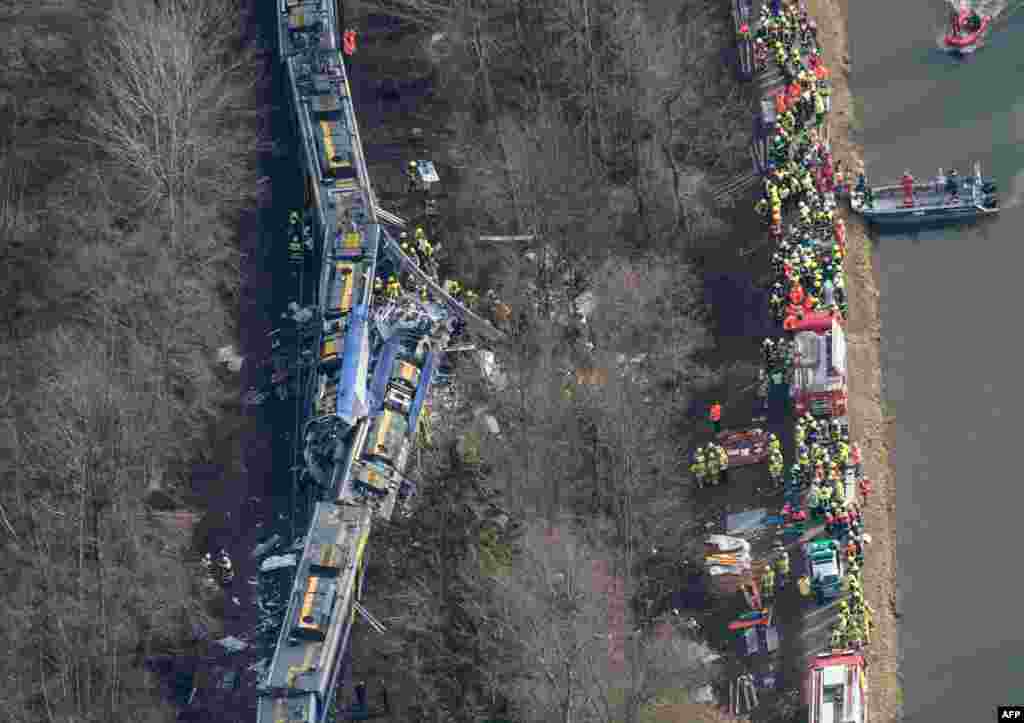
695,0 -> 877,653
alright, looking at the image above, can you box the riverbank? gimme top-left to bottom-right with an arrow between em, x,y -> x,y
802,0 -> 903,720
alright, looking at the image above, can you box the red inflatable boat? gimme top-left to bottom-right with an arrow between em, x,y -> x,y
944,7 -> 991,53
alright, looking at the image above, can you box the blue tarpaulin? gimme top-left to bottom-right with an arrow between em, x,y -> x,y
726,508 -> 770,535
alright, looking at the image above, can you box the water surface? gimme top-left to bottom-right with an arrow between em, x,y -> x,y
847,1 -> 1024,718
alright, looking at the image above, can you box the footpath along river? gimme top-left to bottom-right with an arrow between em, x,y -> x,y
846,1 -> 1024,719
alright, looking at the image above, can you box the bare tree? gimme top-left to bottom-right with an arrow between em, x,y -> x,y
84,0 -> 264,246
490,519 -> 706,723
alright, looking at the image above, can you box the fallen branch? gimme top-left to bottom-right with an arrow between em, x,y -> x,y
0,500 -> 19,541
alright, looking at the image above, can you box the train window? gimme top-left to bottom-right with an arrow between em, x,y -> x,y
295,576 -> 338,639
342,231 -> 362,252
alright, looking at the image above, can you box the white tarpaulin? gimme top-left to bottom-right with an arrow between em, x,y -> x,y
706,535 -> 751,554
416,161 -> 440,184
260,553 -> 297,573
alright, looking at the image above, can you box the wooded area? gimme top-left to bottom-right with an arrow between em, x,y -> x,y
345,1 -> 759,721
0,1 -> 263,720
0,0 -> 763,720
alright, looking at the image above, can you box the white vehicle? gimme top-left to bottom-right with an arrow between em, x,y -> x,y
805,651 -> 868,723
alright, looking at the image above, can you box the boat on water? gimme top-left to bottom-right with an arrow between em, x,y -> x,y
944,5 -> 991,54
850,162 -> 998,229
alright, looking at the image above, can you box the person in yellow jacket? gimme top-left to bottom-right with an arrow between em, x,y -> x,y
775,549 -> 790,578
706,445 -> 720,484
406,161 -> 419,192
761,565 -> 776,598
443,279 -> 462,298
385,275 -> 401,300
690,457 -> 707,488
717,444 -> 729,473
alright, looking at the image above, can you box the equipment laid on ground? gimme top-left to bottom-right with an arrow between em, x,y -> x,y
738,623 -> 780,657
728,611 -> 770,631
716,428 -> 771,466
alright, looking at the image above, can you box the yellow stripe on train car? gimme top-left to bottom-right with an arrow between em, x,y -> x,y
373,411 -> 393,455
343,231 -> 362,251
297,575 -> 320,629
337,262 -> 356,314
396,360 -> 419,385
319,121 -> 350,172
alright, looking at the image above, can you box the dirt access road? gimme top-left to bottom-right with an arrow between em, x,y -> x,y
801,0 -> 903,720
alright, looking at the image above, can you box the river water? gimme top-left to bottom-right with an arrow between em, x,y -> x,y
847,1 -> 1024,718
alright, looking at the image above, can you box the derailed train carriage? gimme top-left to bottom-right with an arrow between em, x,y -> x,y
257,3 -> 448,723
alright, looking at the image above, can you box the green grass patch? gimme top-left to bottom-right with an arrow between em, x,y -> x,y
861,236 -> 873,272
849,95 -> 865,134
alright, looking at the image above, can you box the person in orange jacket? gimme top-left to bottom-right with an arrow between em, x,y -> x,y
709,402 -> 722,434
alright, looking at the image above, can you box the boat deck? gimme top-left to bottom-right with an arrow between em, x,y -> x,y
859,183 -> 973,213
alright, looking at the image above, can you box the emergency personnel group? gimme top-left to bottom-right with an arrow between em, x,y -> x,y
688,0 -> 878,655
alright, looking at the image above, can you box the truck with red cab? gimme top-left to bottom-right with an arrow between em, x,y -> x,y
805,650 -> 867,723
788,311 -> 847,418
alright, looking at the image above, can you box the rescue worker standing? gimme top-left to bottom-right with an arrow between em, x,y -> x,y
798,574 -> 812,598
406,160 -> 420,193
709,402 -> 722,434
715,444 -> 729,484
706,444 -> 721,486
201,552 -> 216,587
774,548 -> 790,587
761,564 -> 776,600
901,170 -> 915,208
216,548 -> 234,586
690,448 -> 708,489
946,168 -> 960,200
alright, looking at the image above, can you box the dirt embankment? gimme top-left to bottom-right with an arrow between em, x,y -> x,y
803,0 -> 903,720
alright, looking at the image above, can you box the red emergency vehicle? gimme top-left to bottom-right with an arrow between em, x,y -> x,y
788,311 -> 848,418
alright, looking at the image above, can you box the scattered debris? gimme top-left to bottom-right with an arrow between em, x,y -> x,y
216,636 -> 249,654
251,534 -> 282,559
725,508 -> 770,535
216,345 -> 244,373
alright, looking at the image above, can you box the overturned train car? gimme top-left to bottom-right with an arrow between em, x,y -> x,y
257,4 -> 447,723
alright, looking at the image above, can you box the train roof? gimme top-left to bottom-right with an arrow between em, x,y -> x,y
257,503 -> 372,723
